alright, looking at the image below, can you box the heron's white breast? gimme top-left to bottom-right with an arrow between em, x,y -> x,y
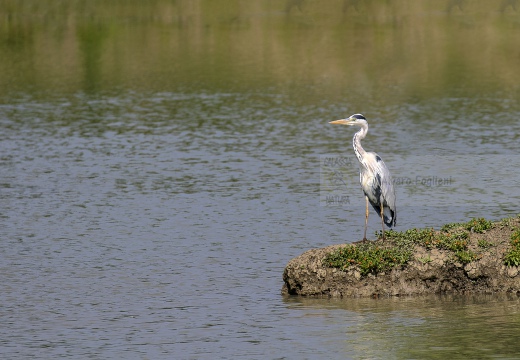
360,169 -> 376,190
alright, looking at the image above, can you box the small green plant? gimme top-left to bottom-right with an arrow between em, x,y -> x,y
464,218 -> 493,233
440,222 -> 465,232
504,249 -> 520,267
436,231 -> 469,252
477,239 -> 493,249
454,250 -> 477,263
511,228 -> 520,244
417,255 -> 432,264
498,217 -> 514,228
504,228 -> 520,267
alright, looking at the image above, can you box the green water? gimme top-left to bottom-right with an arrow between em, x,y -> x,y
2,1 -> 520,101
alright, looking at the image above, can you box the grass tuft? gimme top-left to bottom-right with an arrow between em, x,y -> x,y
504,228 -> 520,267
477,239 -> 493,249
454,250 -> 478,264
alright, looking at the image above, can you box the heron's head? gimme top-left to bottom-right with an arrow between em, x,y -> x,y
329,113 -> 367,126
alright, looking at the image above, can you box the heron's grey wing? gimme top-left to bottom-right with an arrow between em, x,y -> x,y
380,163 -> 396,211
365,152 -> 396,211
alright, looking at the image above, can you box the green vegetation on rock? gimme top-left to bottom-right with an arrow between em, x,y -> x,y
440,217 -> 493,234
324,218 -> 497,276
323,242 -> 411,276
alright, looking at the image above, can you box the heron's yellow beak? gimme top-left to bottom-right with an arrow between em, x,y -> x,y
329,119 -> 350,125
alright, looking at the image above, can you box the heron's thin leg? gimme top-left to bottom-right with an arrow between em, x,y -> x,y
380,202 -> 385,240
363,196 -> 369,241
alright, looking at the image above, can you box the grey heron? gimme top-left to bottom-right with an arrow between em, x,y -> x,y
329,114 -> 396,241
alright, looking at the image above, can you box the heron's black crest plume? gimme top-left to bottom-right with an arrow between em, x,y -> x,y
352,114 -> 366,120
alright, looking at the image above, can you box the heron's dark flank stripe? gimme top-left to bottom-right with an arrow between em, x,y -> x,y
375,155 -> 382,162
373,173 -> 382,199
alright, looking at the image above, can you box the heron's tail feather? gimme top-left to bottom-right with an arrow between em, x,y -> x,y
368,199 -> 396,228
383,207 -> 396,228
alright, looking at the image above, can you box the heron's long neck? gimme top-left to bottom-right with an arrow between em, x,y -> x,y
352,125 -> 368,163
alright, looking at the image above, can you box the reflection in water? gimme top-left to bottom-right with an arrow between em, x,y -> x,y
285,294 -> 520,359
1,1 -> 520,102
78,22 -> 109,93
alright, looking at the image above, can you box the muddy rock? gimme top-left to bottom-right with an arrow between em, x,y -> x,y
282,219 -> 520,297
